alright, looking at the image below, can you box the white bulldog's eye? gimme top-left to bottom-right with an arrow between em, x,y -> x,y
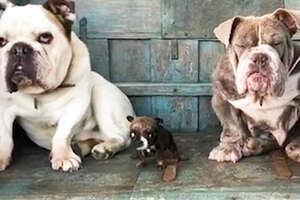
130,132 -> 135,138
0,37 -> 7,47
37,32 -> 53,44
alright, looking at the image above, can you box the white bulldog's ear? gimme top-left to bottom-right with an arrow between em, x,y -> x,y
43,0 -> 75,39
0,0 -> 14,15
273,8 -> 300,37
214,17 -> 240,47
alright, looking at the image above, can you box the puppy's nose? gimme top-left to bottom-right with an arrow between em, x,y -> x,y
253,53 -> 269,67
10,42 -> 33,57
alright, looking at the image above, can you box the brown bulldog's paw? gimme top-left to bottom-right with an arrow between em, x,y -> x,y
209,142 -> 243,163
286,142 -> 300,162
242,137 -> 263,157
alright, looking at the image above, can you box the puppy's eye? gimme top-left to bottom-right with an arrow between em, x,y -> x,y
273,41 -> 282,47
130,132 -> 135,138
148,133 -> 152,138
0,37 -> 7,47
37,32 -> 53,44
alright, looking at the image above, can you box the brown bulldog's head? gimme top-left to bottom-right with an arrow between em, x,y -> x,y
215,9 -> 300,98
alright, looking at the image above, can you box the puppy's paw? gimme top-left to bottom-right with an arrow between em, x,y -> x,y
91,143 -> 114,160
50,148 -> 81,172
0,156 -> 10,171
208,142 -> 243,163
286,142 -> 300,162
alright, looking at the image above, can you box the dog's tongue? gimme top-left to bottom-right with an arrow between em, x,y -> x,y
247,73 -> 269,93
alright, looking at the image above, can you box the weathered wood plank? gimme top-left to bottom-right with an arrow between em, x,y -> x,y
116,83 -> 212,96
199,41 -> 224,83
130,97 -> 152,117
151,40 -> 198,82
87,39 -> 110,80
76,0 -> 161,39
152,97 -> 198,132
198,97 -> 220,132
110,40 -> 151,82
162,0 -> 283,39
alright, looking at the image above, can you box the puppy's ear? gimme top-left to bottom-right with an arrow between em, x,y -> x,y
273,8 -> 300,37
214,17 -> 240,47
127,116 -> 134,122
155,117 -> 163,125
0,0 -> 14,16
43,0 -> 75,39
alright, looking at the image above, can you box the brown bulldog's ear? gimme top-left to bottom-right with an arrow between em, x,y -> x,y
127,116 -> 134,122
273,8 -> 300,37
214,17 -> 240,47
43,0 -> 75,39
155,117 -> 163,125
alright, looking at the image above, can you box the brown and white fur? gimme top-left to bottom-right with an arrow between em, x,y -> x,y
0,0 -> 135,172
209,8 -> 300,163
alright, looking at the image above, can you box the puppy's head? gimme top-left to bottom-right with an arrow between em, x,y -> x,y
215,9 -> 300,98
0,0 -> 75,94
127,116 -> 163,151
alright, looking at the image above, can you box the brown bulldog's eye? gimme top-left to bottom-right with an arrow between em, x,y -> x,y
0,37 -> 8,47
37,32 -> 53,44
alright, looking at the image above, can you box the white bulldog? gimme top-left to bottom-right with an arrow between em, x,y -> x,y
0,0 -> 135,172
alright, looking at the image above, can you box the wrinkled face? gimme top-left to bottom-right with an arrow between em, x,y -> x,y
229,16 -> 293,98
129,117 -> 158,151
0,5 -> 72,94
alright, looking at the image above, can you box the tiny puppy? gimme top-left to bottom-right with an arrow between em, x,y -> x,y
127,116 -> 180,168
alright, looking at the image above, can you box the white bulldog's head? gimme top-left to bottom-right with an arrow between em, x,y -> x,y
215,9 -> 300,99
0,0 -> 75,94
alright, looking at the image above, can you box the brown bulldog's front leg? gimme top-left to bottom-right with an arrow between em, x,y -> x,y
208,92 -> 248,163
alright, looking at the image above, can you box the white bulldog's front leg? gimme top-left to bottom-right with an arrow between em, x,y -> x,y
0,107 -> 15,171
50,95 -> 90,172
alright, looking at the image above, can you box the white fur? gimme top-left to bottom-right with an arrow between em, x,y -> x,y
136,136 -> 148,151
0,5 -> 135,171
229,72 -> 300,145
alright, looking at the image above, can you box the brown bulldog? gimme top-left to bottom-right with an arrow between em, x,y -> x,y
209,9 -> 300,163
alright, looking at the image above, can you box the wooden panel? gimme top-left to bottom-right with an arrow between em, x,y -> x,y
76,0 -> 161,39
162,0 -> 284,39
130,97 -> 152,117
152,97 -> 198,132
117,83 -> 212,96
151,40 -> 198,82
199,41 -> 225,83
110,40 -> 151,82
198,97 -> 220,132
87,39 -> 110,80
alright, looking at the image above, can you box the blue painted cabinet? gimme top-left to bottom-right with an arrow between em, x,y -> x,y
15,0 -> 298,132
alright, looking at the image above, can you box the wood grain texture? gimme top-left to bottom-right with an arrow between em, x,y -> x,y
87,39 -> 110,80
76,0 -> 161,39
162,0 -> 284,39
199,41 -> 224,83
198,97 -> 220,132
116,83 -> 212,96
152,97 -> 198,132
110,40 -> 151,82
151,40 -> 198,83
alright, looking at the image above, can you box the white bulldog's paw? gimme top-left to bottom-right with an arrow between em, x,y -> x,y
50,148 -> 81,172
0,156 -> 10,171
209,142 -> 243,163
286,142 -> 300,162
91,143 -> 115,160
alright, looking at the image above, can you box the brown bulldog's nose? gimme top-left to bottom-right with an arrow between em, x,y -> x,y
10,42 -> 33,57
253,53 -> 269,68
